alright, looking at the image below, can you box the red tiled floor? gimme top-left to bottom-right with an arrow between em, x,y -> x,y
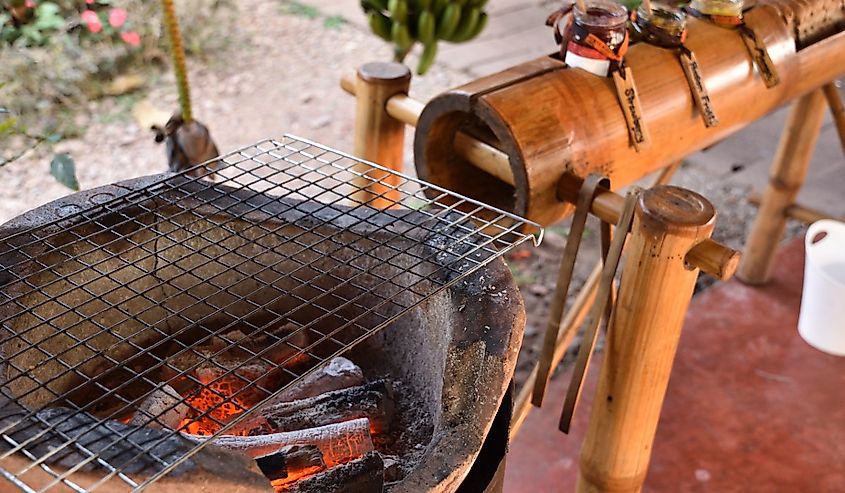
506,237 -> 845,492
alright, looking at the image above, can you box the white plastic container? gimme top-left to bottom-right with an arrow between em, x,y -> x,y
798,219 -> 845,356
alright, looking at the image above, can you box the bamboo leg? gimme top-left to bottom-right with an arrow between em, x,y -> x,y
737,89 -> 827,285
352,62 -> 411,208
822,83 -> 845,158
577,186 -> 716,493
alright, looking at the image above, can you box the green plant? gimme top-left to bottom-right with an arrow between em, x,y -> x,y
0,106 -> 79,190
361,0 -> 489,74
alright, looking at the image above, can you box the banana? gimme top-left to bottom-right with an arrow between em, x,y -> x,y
388,0 -> 408,23
417,41 -> 438,75
448,6 -> 480,42
368,11 -> 392,41
432,0 -> 449,15
391,21 -> 414,51
465,10 -> 487,40
415,0 -> 432,11
436,3 -> 461,39
417,10 -> 436,44
362,0 -> 389,11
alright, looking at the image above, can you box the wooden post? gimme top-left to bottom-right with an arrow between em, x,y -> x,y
577,186 -> 716,493
822,83 -> 845,158
352,62 -> 411,208
737,89 -> 827,284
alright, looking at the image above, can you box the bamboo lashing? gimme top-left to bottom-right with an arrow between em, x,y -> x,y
339,76 -> 739,281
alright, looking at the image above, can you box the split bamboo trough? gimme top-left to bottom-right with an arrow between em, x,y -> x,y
412,2 -> 845,226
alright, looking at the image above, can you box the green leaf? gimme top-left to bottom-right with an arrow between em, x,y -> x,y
281,1 -> 319,18
323,15 -> 345,29
0,117 -> 17,134
50,153 -> 80,191
34,3 -> 65,31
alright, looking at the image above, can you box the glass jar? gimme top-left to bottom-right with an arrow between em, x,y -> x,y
633,2 -> 687,48
688,0 -> 744,21
560,0 -> 629,77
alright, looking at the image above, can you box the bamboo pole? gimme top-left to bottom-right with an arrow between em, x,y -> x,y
351,63 -> 412,208
576,186 -> 716,493
161,0 -> 192,123
747,192 -> 841,224
822,83 -> 845,158
737,89 -> 827,284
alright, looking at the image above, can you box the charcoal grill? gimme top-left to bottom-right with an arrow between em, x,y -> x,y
0,136 -> 542,492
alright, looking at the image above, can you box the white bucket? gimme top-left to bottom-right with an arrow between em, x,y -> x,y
798,219 -> 845,356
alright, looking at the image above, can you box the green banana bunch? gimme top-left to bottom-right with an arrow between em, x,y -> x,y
361,0 -> 489,75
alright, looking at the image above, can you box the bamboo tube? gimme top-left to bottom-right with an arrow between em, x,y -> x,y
415,10 -> 845,226
577,186 -> 716,493
822,83 -> 845,157
511,262 -> 602,441
737,89 -> 827,284
351,63 -> 411,209
747,192 -> 841,224
341,74 -> 738,279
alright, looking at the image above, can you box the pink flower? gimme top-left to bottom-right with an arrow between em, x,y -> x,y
108,8 -> 127,28
86,0 -> 94,3
24,0 -> 35,7
81,10 -> 102,33
121,31 -> 140,46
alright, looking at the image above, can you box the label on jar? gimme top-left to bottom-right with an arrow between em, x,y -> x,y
564,42 -> 611,77
739,25 -> 779,88
612,67 -> 651,151
679,50 -> 720,127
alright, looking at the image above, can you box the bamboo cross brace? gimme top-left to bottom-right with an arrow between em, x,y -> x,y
339,74 -> 740,281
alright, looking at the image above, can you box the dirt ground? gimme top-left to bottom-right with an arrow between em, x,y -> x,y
0,0 -> 807,392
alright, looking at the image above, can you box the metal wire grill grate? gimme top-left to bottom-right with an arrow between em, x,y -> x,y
0,135 -> 542,492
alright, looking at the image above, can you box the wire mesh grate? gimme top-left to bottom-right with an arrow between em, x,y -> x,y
0,135 -> 542,492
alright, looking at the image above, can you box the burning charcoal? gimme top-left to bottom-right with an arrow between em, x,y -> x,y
285,451 -> 384,493
228,379 -> 394,436
181,417 -> 374,465
129,384 -> 187,430
256,444 -> 325,482
274,357 -> 364,402
161,323 -> 311,434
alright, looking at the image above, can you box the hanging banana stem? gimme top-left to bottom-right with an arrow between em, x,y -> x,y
161,0 -> 192,123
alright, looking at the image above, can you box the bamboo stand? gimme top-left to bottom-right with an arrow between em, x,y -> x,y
577,186 -> 715,493
344,62 -> 740,492
351,62 -> 411,208
737,89 -> 828,284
